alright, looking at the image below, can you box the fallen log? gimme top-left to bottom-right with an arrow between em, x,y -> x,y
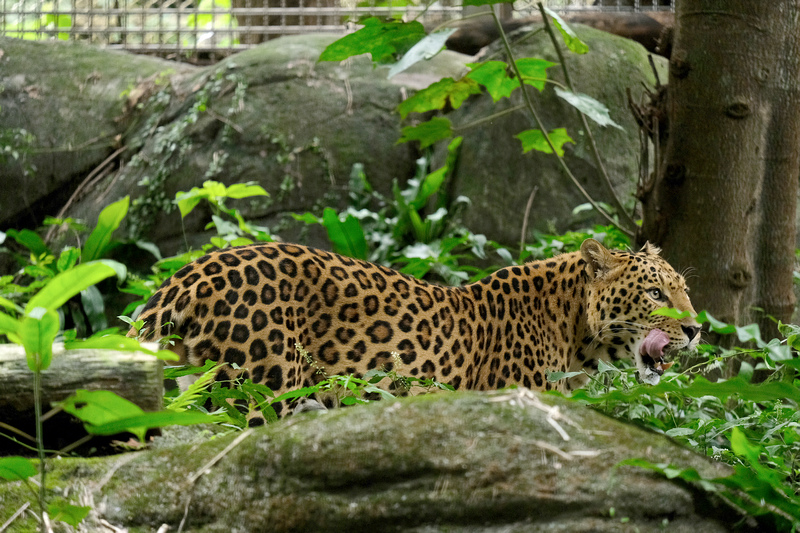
0,343 -> 163,454
446,11 -> 674,56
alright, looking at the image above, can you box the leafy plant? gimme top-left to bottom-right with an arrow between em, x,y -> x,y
549,310 -> 800,530
318,2 -> 634,235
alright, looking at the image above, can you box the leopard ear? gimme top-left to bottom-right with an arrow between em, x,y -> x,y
580,239 -> 620,279
640,241 -> 662,256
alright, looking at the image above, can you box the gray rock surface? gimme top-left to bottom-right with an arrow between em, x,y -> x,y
0,390 -> 758,532
443,23 -> 667,243
1,27 -> 665,254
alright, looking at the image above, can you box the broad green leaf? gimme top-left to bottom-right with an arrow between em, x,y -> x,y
0,456 -> 37,480
517,58 -> 556,91
0,310 -> 19,336
49,503 -> 91,527
6,228 -> 49,257
619,459 -> 718,492
322,208 -> 368,260
398,117 -> 453,149
57,247 -> 80,272
27,262 -> 116,312
82,196 -> 130,262
319,18 -> 426,64
397,77 -> 482,119
388,29 -> 457,78
71,379 -> 221,429
86,410 -> 221,437
175,191 -> 204,218
291,212 -> 322,225
665,427 -> 696,437
412,167 -> 447,210
544,6 -> 589,54
80,285 -> 108,333
466,61 -> 518,102
554,87 -> 623,130
65,334 -> 179,361
18,307 -> 60,371
225,183 -> 269,199
546,370 -> 583,382
175,180 -> 225,218
62,390 -> 147,441
516,128 -> 574,156
596,359 -> 619,374
654,309 -> 791,363
571,375 -> 800,405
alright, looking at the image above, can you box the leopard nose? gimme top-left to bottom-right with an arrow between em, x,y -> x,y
681,325 -> 701,341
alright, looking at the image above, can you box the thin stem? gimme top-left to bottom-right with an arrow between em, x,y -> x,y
490,10 -> 631,235
33,368 -> 46,533
453,104 -> 526,133
537,2 -> 637,232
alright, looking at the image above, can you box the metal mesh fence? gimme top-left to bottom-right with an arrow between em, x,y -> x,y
0,0 -> 672,60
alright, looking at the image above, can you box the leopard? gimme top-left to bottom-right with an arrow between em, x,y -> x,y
129,238 -> 701,425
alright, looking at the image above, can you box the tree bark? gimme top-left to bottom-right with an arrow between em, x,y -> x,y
638,1 -> 800,332
0,344 -> 163,454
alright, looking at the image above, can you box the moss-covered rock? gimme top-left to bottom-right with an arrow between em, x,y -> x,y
2,27 -> 664,255
0,391 -> 758,532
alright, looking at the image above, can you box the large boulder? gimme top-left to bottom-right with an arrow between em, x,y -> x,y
1,27 -> 665,254
444,23 -> 667,243
0,38 -> 190,230
0,390 -> 757,532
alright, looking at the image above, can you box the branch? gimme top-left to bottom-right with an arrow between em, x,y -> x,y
490,10 -> 632,236
537,2 -> 638,232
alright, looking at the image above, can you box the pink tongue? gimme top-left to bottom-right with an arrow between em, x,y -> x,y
640,329 -> 669,360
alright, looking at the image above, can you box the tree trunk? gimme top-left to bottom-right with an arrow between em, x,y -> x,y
638,1 -> 800,334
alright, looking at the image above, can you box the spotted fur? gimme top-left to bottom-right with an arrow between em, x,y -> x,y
130,239 -> 700,424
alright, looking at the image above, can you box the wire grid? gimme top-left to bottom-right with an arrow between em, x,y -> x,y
0,0 -> 672,58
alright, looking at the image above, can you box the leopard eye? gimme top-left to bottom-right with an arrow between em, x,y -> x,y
647,288 -> 665,301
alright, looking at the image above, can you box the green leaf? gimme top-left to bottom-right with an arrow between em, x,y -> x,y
554,87 -> 623,130
412,167 -> 447,210
388,29 -> 457,78
398,117 -> 453,149
62,390 -> 215,441
466,61 -> 519,102
619,459 -> 718,492
543,6 -> 589,54
18,307 -> 60,371
546,370 -> 583,382
49,503 -> 91,527
571,375 -> 800,405
65,334 -> 179,361
0,456 -> 37,480
665,427 -> 696,437
82,196 -> 130,262
516,128 -> 574,156
322,208 -> 368,260
397,77 -> 482,119
56,247 -> 80,272
0,311 -> 20,337
318,18 -> 426,64
27,262 -> 117,312
86,410 -> 220,437
225,183 -> 269,199
596,359 -> 619,374
291,212 -> 322,225
62,390 -> 145,438
517,58 -> 556,92
6,228 -> 49,257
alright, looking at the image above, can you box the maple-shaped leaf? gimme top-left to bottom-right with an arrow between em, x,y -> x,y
397,77 -> 482,119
